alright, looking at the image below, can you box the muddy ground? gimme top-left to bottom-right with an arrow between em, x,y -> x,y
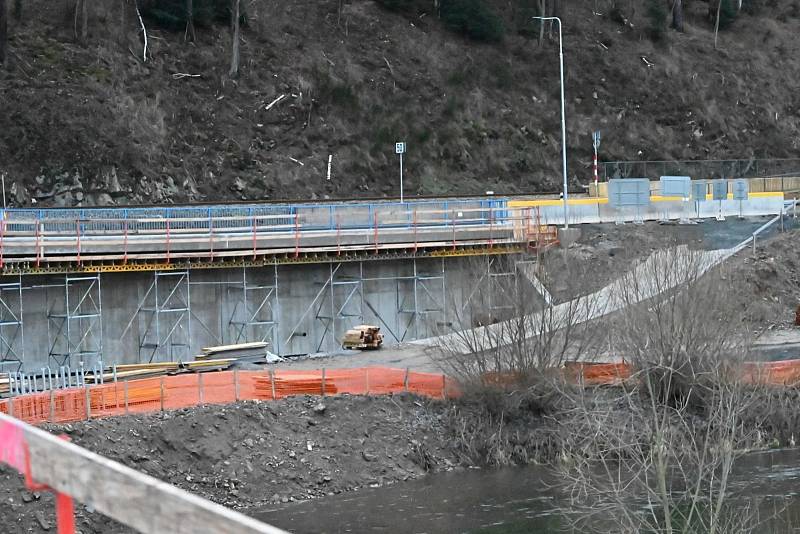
0,394 -> 466,533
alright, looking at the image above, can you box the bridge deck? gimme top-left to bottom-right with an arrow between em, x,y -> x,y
0,199 -> 556,274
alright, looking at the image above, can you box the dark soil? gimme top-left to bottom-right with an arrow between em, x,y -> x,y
0,394 -> 467,533
1,1 -> 799,206
543,218 -> 773,300
729,226 -> 800,329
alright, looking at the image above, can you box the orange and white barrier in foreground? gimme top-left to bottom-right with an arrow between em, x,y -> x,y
0,367 -> 460,426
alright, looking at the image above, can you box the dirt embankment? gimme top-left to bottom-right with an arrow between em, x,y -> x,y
729,227 -> 800,330
0,394 -> 468,533
1,1 -> 800,206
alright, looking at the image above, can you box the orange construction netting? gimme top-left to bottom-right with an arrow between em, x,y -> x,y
0,367 -> 459,426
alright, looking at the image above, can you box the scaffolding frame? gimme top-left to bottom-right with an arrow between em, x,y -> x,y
0,276 -> 24,371
125,271 -> 191,363
284,258 -> 448,353
46,274 -> 103,368
312,263 -> 365,352
227,264 -> 280,352
395,258 -> 446,342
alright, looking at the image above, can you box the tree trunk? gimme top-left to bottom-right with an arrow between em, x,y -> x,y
185,0 -> 195,42
714,0 -> 721,49
538,0 -> 545,46
80,0 -> 87,43
229,0 -> 240,77
671,0 -> 683,31
12,0 -> 20,20
118,0 -> 127,45
0,0 -> 6,65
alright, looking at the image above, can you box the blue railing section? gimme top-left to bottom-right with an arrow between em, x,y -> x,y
0,199 -> 510,235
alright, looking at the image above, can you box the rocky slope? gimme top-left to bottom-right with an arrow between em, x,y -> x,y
0,0 -> 799,207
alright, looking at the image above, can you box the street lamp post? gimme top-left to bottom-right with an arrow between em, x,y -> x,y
532,16 -> 569,228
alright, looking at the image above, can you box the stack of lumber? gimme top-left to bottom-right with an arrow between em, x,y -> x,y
196,342 -> 282,363
91,359 -> 236,382
0,374 -> 10,396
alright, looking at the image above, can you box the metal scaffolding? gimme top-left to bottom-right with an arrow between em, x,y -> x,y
313,263 -> 365,353
227,265 -> 280,352
395,258 -> 446,342
282,258 -> 448,353
125,271 -> 191,363
0,276 -> 24,371
46,274 -> 103,368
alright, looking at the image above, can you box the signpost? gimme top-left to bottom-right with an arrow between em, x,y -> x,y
395,142 -> 405,203
592,131 -> 601,196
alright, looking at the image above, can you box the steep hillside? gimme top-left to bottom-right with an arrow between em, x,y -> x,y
0,0 -> 799,206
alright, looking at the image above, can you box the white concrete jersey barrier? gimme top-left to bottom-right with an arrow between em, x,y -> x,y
509,193 -> 785,226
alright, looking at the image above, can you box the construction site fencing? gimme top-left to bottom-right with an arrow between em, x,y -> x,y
600,158 -> 800,182
568,360 -> 800,387
0,367 -> 458,426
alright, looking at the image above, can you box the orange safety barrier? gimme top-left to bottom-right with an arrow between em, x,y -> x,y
741,359 -> 800,386
563,361 -> 632,386
0,367 -> 459,426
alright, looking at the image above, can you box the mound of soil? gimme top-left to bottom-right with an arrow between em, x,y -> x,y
729,227 -> 800,330
0,395 -> 462,533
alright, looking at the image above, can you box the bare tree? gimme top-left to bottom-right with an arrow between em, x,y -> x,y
73,0 -> 88,44
118,0 -> 127,45
434,252 -> 602,397
538,0 -> 545,45
0,0 -> 6,65
671,0 -> 684,31
185,0 -> 196,42
229,0 -> 240,77
556,248 -> 765,534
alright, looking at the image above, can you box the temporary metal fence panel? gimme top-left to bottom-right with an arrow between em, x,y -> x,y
607,179 -> 651,208
601,158 -> 800,181
711,179 -> 728,200
659,176 -> 691,198
732,179 -> 750,200
692,180 -> 708,201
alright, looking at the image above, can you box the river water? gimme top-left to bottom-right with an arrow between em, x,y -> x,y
254,448 -> 800,534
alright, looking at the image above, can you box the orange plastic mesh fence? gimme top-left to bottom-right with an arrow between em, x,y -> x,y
0,367 -> 452,426
563,362 -> 633,386
741,359 -> 800,386
6,360 -> 800,426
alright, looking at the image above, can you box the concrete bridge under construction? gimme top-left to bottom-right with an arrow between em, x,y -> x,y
0,191 -> 787,372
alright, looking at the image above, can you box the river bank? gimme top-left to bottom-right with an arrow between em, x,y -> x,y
0,394 -> 476,533
2,384 -> 799,533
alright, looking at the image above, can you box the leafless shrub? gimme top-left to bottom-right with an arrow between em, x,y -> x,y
556,247 -> 771,534
433,252 -> 603,397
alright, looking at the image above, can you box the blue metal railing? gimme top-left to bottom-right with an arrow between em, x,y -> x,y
0,198 -> 509,235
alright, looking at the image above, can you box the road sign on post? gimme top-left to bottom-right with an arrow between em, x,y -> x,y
395,142 -> 406,203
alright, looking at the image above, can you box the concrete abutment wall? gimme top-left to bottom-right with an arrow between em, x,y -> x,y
1,254 -> 530,372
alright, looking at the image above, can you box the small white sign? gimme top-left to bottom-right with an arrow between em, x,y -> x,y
395,142 -> 406,154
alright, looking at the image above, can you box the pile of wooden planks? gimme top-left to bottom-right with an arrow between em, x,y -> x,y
0,374 -> 10,396
196,342 -> 282,364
